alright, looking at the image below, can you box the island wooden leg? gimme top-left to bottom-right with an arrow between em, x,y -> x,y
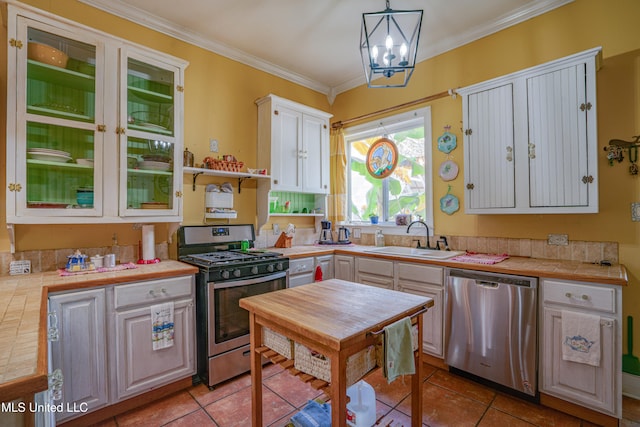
330,351 -> 348,427
411,313 -> 424,427
248,312 -> 263,426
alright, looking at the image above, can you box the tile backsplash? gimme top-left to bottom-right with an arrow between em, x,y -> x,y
0,243 -> 168,275
1,229 -> 618,276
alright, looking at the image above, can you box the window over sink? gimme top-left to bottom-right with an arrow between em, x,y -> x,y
344,107 -> 433,227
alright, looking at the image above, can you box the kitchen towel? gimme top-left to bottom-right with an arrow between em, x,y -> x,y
151,302 -> 175,350
383,317 -> 415,384
562,310 -> 601,366
290,400 -> 331,427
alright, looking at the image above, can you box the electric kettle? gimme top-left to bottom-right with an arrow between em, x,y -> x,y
338,227 -> 350,243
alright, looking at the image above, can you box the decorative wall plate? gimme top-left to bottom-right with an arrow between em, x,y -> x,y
440,185 -> 459,215
438,160 -> 459,181
366,137 -> 398,179
437,131 -> 457,153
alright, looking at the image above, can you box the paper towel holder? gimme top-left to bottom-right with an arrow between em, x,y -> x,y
137,224 -> 161,264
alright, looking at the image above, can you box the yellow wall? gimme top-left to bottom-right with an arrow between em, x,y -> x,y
1,1 -> 640,340
0,0 -> 330,250
333,0 -> 640,347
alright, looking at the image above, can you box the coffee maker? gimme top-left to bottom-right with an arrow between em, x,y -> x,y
318,220 -> 334,244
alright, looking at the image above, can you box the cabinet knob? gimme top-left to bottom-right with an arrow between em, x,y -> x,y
97,124 -> 107,132
466,183 -> 475,190
528,143 -> 536,159
582,175 -> 594,184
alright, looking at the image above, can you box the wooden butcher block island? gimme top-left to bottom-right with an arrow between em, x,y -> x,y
240,279 -> 434,427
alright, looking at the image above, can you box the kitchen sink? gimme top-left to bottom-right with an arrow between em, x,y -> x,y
363,246 -> 465,259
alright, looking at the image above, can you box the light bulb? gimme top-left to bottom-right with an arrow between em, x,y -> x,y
371,45 -> 379,62
400,43 -> 408,57
385,34 -> 393,50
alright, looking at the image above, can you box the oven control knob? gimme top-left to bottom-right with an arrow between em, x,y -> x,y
233,269 -> 242,278
267,264 -> 275,272
276,262 -> 284,271
251,266 -> 258,275
221,270 -> 230,279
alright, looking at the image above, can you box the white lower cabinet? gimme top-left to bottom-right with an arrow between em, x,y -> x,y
288,257 -> 316,287
315,255 -> 334,281
354,256 -> 394,289
49,288 -> 108,423
289,255 -> 334,287
540,278 -> 621,418
112,276 -> 195,400
395,263 -> 444,357
334,255 -> 354,282
47,274 -> 195,422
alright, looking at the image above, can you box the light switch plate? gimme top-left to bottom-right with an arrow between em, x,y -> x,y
10,260 -> 31,275
209,138 -> 219,152
548,234 -> 569,246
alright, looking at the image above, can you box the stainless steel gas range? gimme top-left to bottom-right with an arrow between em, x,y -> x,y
177,224 -> 289,387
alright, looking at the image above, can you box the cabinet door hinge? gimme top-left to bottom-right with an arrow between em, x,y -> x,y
8,183 -> 22,192
579,102 -> 592,112
177,85 -> 184,92
464,128 -> 473,136
97,124 -> 107,132
9,39 -> 23,49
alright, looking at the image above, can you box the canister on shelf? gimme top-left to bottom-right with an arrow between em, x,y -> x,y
183,147 -> 194,167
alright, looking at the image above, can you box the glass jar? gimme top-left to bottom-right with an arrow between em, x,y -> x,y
375,229 -> 385,247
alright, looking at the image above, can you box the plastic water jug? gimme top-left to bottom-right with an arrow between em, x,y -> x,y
346,380 -> 376,427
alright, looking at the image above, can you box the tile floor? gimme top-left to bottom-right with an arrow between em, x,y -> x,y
89,362 -> 640,427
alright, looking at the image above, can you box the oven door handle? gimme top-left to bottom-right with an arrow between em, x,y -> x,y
212,271 -> 287,289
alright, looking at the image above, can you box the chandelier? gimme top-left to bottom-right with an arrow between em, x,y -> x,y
360,0 -> 423,88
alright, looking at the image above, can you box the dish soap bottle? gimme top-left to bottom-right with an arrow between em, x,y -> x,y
375,229 -> 385,247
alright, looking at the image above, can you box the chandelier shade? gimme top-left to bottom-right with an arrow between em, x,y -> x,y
360,0 -> 423,88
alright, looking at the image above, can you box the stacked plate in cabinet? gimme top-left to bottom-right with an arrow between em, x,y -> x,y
27,148 -> 72,163
137,154 -> 172,171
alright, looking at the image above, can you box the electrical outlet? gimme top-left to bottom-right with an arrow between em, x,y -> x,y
209,138 -> 219,152
548,234 -> 569,246
353,228 -> 361,239
273,223 -> 280,235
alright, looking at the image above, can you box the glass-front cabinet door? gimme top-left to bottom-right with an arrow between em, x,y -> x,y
7,5 -> 187,225
119,49 -> 183,217
11,18 -> 104,218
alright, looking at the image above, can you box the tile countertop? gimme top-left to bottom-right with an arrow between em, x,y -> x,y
0,260 -> 198,403
272,245 -> 629,286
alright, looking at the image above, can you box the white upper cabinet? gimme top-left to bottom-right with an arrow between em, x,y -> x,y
460,48 -> 600,214
6,5 -> 187,224
256,94 -> 332,194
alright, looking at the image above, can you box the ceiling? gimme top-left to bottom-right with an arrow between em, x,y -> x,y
80,0 -> 572,99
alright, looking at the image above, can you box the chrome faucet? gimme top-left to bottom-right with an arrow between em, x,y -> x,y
406,220 -> 432,249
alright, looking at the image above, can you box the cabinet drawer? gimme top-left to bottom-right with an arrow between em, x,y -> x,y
397,263 -> 443,286
289,257 -> 315,275
114,276 -> 193,309
356,257 -> 394,277
543,279 -> 615,313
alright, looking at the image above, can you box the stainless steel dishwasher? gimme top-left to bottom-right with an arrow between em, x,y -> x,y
445,269 -> 538,397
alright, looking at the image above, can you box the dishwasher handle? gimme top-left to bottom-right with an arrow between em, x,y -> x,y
477,280 -> 500,288
447,268 -> 537,288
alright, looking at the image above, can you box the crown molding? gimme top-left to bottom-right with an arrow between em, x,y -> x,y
79,0 -> 573,101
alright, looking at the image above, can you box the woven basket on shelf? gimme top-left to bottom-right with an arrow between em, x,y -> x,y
206,159 -> 244,172
294,342 -> 377,386
263,328 -> 294,359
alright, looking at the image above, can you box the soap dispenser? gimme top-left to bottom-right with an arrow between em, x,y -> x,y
375,229 -> 385,247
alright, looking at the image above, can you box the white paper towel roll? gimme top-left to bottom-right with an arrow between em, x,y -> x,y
142,225 -> 155,261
